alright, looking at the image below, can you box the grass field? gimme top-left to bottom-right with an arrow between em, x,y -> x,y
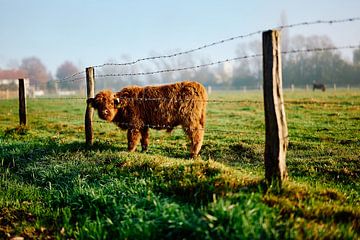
0,89 -> 359,239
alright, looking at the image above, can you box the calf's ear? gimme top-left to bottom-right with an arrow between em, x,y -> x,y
114,97 -> 126,109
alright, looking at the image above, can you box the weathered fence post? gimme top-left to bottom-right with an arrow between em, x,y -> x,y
18,79 -> 27,125
262,30 -> 288,190
85,67 -> 95,145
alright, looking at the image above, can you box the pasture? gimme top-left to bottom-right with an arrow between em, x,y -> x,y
0,89 -> 359,239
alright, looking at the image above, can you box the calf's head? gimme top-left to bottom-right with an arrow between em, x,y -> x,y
87,90 -> 124,122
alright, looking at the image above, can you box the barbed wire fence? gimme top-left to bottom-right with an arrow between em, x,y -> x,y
1,17 -> 360,145
55,17 -> 360,82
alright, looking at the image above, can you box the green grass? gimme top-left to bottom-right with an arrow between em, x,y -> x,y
0,89 -> 359,239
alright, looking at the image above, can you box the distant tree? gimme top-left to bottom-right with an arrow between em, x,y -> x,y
56,61 -> 82,90
56,61 -> 79,80
20,57 -> 48,89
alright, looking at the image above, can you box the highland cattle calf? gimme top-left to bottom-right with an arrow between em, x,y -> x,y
87,81 -> 207,158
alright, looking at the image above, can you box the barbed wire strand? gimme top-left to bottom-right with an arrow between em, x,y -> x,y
23,97 -> 356,105
22,95 -> 262,103
54,76 -> 85,83
95,53 -> 262,78
91,120 -> 262,134
94,45 -> 360,79
283,45 -> 360,55
58,72 -> 85,82
93,17 -> 360,68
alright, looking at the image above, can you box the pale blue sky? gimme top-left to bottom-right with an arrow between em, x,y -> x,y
0,0 -> 359,74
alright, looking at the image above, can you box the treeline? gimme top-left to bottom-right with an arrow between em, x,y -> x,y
0,58 -> 82,91
282,35 -> 360,88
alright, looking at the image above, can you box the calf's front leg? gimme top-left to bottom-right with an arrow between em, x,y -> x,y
127,129 -> 141,152
140,127 -> 150,152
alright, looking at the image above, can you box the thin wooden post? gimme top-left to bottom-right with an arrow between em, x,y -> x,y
18,79 -> 27,125
262,30 -> 288,189
85,67 -> 95,145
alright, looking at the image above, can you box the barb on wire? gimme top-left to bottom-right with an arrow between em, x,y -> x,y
54,76 -> 86,84
93,17 -> 360,68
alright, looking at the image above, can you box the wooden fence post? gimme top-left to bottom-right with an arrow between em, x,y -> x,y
262,30 -> 288,190
85,67 -> 95,145
18,79 -> 27,125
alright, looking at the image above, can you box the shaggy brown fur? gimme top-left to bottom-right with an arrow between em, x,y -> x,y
87,81 -> 207,158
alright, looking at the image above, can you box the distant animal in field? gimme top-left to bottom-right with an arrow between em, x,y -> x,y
87,81 -> 207,158
313,83 -> 326,92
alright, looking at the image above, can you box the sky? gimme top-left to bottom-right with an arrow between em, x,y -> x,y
0,0 -> 360,75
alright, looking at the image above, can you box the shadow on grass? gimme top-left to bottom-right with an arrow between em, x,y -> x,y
201,142 -> 263,167
0,138 -> 122,170
117,157 -> 265,205
1,133 -> 267,206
